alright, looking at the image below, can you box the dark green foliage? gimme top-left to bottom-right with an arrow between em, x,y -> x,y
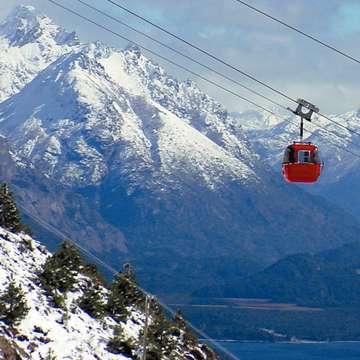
107,325 -> 135,356
173,310 -> 187,329
201,343 -> 217,359
40,241 -> 83,294
174,311 -> 197,347
0,183 -> 28,233
190,348 -> 206,360
52,292 -> 66,309
107,272 -> 144,321
144,350 -> 162,360
0,279 -> 29,326
82,263 -> 107,286
139,300 -> 199,358
146,311 -> 174,356
78,285 -> 106,319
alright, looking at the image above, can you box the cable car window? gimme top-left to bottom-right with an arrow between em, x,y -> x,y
298,150 -> 311,163
283,148 -> 290,163
283,146 -> 295,163
313,150 -> 321,164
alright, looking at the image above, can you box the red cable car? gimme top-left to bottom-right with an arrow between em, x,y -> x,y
282,142 -> 322,183
282,99 -> 323,183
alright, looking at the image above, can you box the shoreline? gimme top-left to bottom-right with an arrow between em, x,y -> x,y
200,339 -> 360,344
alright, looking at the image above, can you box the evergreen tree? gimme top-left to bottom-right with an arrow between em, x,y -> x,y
173,310 -> 198,346
40,241 -> 83,294
0,279 -> 29,326
137,298 -> 178,358
146,313 -> 177,357
82,263 -> 106,286
78,285 -> 106,319
107,271 -> 145,321
0,183 -> 27,233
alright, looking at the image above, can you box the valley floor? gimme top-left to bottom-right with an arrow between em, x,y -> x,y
172,298 -> 360,342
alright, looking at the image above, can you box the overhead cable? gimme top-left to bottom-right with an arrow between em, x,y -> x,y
232,0 -> 360,65
76,0 -> 285,110
48,0 -> 277,116
102,0 -> 296,103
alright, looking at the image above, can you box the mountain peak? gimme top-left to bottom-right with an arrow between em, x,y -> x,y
0,4 -> 79,47
124,43 -> 142,57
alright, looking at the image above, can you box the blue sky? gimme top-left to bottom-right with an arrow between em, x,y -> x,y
1,0 -> 360,114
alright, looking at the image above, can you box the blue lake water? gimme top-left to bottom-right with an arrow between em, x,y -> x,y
219,342 -> 360,360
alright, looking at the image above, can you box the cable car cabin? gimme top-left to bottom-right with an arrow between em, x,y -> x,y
282,143 -> 322,183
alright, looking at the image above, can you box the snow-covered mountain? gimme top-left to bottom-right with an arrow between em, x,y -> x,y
0,135 -> 127,256
1,5 -> 360,295
0,227 -> 218,359
0,43 -> 257,190
0,5 -> 78,103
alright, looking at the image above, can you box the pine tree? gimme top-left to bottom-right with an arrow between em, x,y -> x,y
173,310 -> 197,346
40,241 -> 83,294
78,285 -> 106,319
82,263 -> 106,286
0,183 -> 27,233
147,314 -> 176,357
0,279 -> 29,326
107,271 -> 145,321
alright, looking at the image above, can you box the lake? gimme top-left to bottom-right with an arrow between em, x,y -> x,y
218,341 -> 360,360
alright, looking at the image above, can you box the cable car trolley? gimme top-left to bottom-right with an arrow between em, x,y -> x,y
282,99 -> 323,183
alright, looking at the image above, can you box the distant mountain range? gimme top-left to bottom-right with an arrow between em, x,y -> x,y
0,5 -> 359,295
194,241 -> 360,307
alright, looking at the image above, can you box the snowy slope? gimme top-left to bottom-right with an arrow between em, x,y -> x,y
0,5 -> 78,102
0,228 -> 137,360
0,228 -> 217,360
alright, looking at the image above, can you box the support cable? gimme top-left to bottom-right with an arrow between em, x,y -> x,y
48,0 -> 277,116
102,0 -> 296,103
76,0 -> 284,110
232,0 -> 360,65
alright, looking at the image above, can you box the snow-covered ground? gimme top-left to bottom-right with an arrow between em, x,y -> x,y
0,228 -> 141,359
